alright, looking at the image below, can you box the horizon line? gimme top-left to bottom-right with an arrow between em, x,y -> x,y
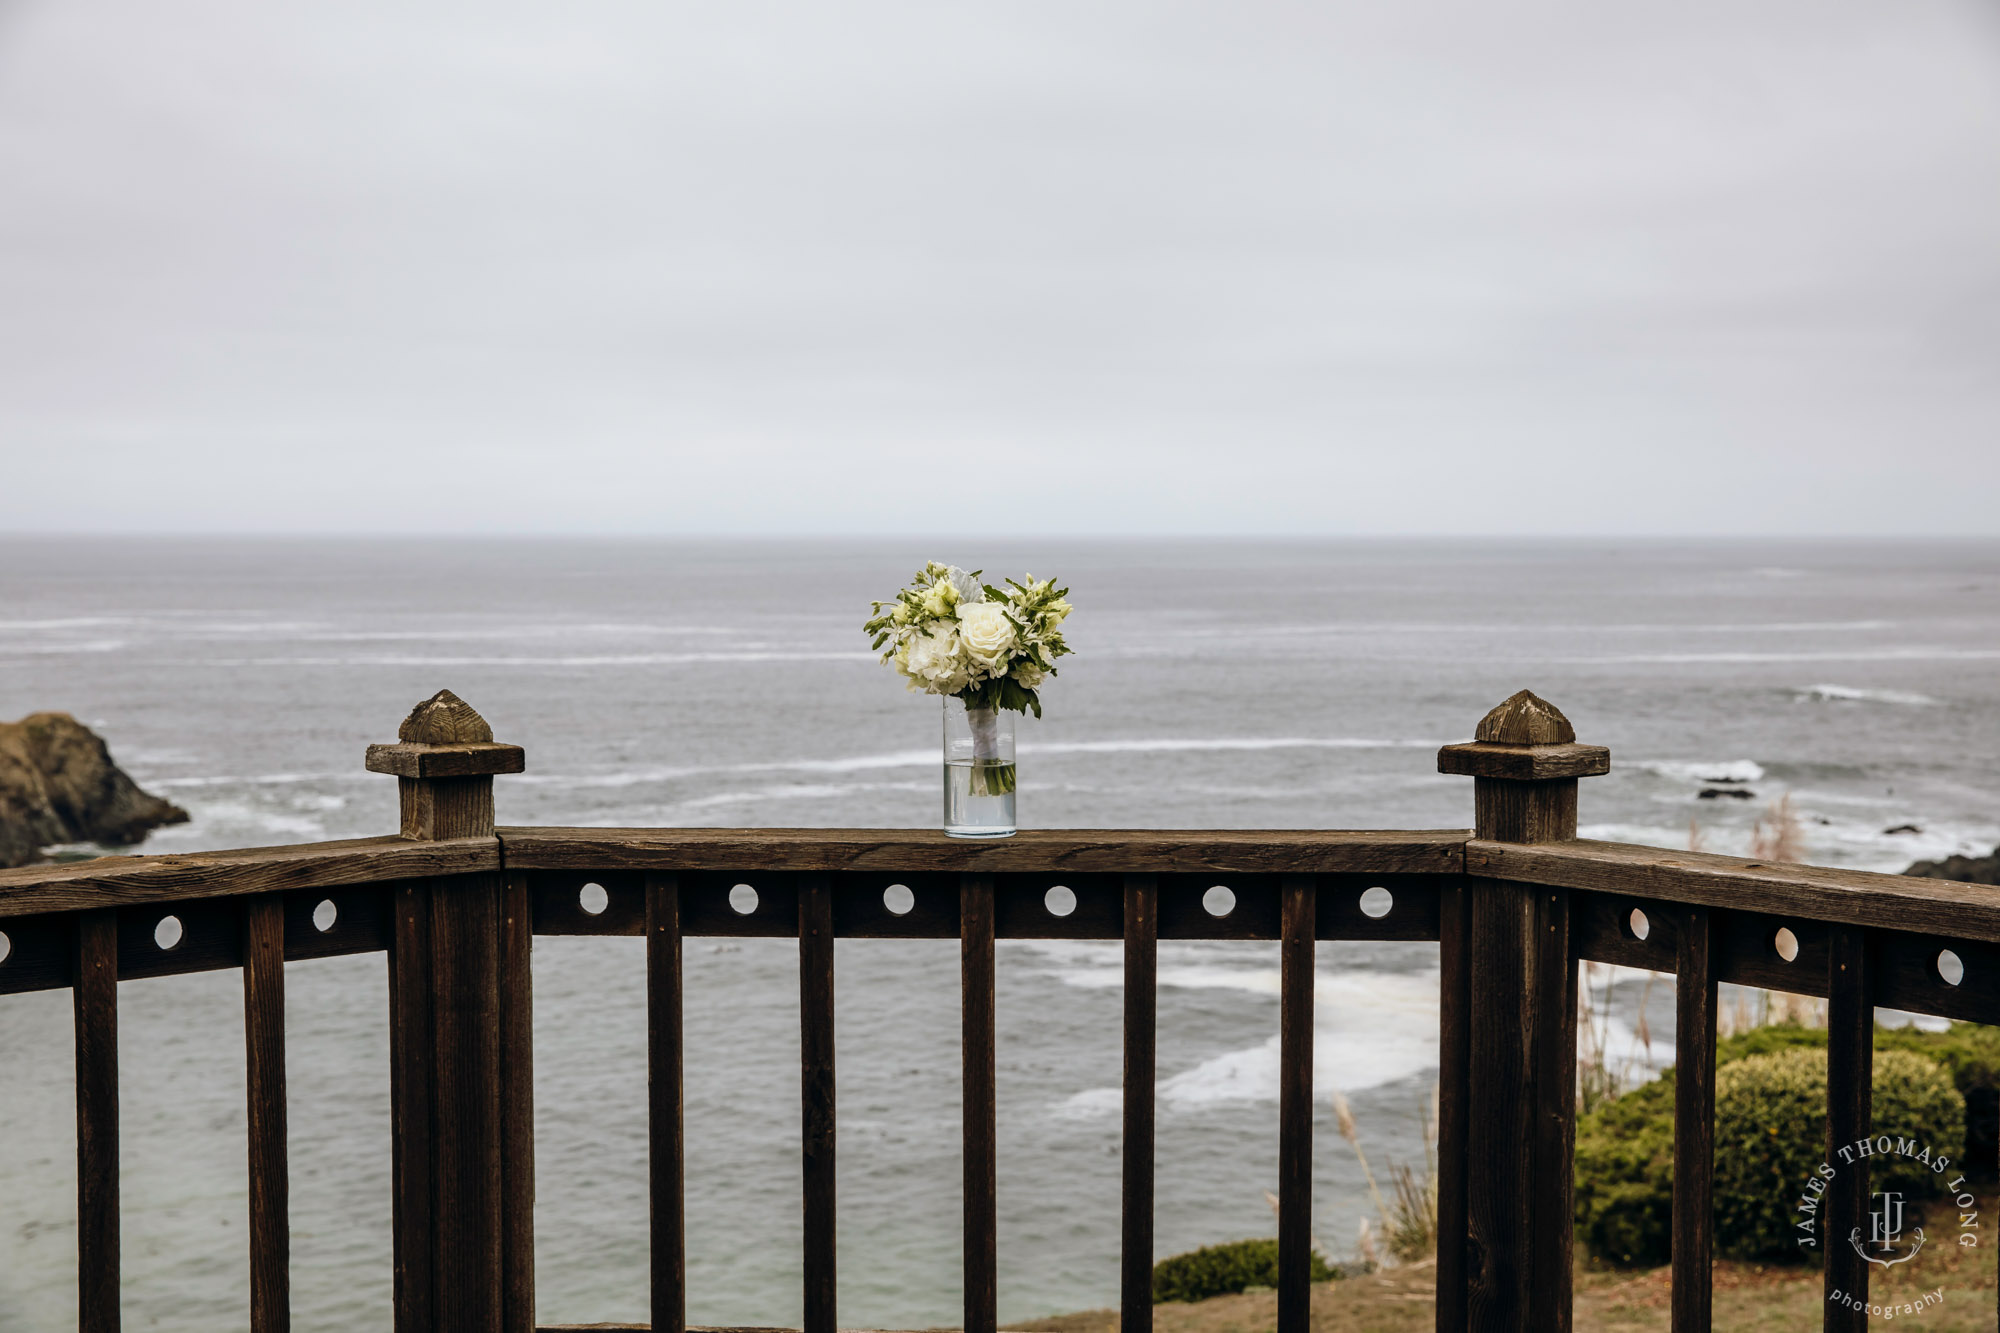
3,529 -> 2000,543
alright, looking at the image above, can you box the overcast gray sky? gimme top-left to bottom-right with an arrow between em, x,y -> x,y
2,0 -> 1997,535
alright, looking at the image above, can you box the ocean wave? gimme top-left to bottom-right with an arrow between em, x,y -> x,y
153,800 -> 329,841
1795,684 -> 1941,706
189,650 -> 875,667
282,624 -> 745,642
1579,822 -> 1707,850
1054,968 -> 1441,1115
672,780 -> 929,812
187,620 -> 331,635
1584,814 -> 2000,875
1638,759 -> 1765,784
152,773 -> 361,788
510,737 -> 1445,789
1548,649 -> 2000,665
1234,619 -> 1894,637
0,617 -> 133,631
0,639 -> 129,655
1031,736 -> 1440,755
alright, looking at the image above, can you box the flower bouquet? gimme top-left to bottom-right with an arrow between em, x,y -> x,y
864,563 -> 1072,836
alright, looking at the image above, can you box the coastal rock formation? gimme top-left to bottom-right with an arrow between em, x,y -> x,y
1905,848 -> 2000,885
0,713 -> 188,868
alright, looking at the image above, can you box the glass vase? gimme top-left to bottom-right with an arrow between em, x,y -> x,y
943,697 -> 1016,837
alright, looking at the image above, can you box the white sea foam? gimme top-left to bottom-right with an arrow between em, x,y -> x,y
0,639 -> 128,655
0,617 -> 133,631
1587,813 -> 2000,875
510,752 -> 939,787
188,620 -> 330,635
1579,822 -> 1707,850
1549,649 -> 2000,665
153,773 -> 360,788
1041,947 -> 1441,1115
195,650 -> 874,667
1796,684 -> 1941,706
511,737 -> 1444,790
1237,619 -> 1892,637
672,780 -> 929,812
162,800 -> 328,840
1638,759 -> 1765,784
1028,737 -> 1440,755
284,624 -> 743,642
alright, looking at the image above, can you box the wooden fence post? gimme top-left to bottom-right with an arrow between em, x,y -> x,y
1438,691 -> 1608,1332
367,690 -> 528,1333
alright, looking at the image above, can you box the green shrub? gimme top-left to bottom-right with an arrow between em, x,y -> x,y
1713,1047 -> 1962,1261
1575,1038 -> 1967,1267
1713,1021 -> 2000,1097
1574,1073 -> 1676,1265
1150,1238 -> 1335,1303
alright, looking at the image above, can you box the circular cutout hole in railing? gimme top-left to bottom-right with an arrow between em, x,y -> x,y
883,884 -> 914,917
1359,887 -> 1394,920
1626,908 -> 1650,942
155,915 -> 184,951
0,930 -> 10,965
1938,949 -> 1965,987
728,884 -> 759,916
1044,885 -> 1076,918
1773,927 -> 1800,963
578,883 -> 609,916
312,899 -> 339,933
1202,885 -> 1235,918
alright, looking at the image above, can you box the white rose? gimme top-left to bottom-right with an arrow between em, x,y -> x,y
957,601 -> 1016,669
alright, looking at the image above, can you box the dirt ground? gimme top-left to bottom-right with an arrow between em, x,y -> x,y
1009,1224 -> 1999,1333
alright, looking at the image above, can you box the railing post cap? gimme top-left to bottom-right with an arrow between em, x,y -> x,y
1475,689 -> 1573,744
365,690 -> 525,779
399,689 -> 493,744
1437,690 -> 1609,780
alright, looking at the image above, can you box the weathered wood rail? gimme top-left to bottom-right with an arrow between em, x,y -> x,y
1,688 -> 1996,1332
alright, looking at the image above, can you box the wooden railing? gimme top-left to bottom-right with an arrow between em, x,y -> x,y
1,689 -> 1996,1333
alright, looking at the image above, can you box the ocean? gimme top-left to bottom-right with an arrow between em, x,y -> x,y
2,536 -> 1997,1330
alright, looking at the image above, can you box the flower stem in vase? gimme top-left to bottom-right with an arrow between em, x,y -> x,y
965,706 -> 1017,797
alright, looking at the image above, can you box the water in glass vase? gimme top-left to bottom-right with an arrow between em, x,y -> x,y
944,759 -> 1016,837
943,699 -> 1016,837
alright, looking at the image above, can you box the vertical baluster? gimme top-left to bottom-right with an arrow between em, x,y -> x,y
1276,877 -> 1316,1333
1120,873 -> 1158,1333
1434,880 -> 1470,1333
1823,926 -> 1873,1332
388,881 -> 435,1333
74,909 -> 120,1333
1671,906 -> 1716,1333
429,877 -> 505,1333
1529,887 -> 1577,1333
499,871 -> 536,1333
243,896 -> 290,1333
961,874 -> 998,1333
647,873 -> 687,1333
799,874 -> 837,1333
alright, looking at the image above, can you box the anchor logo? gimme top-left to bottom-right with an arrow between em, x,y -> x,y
1849,1191 -> 1926,1268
